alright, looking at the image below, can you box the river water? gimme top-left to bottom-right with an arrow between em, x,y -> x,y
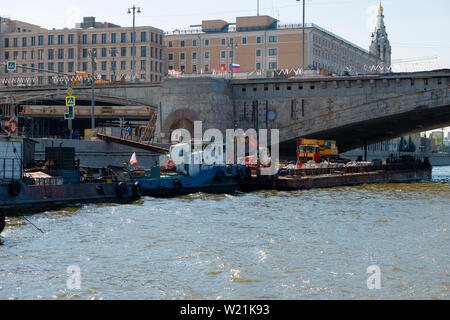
1,167 -> 449,300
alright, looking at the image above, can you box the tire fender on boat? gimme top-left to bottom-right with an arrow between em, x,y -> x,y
134,181 -> 142,198
9,180 -> 21,197
117,182 -> 129,199
0,212 -> 5,234
215,170 -> 226,182
173,179 -> 182,192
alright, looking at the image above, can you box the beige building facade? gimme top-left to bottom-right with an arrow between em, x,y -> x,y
0,17 -> 166,85
166,15 -> 378,76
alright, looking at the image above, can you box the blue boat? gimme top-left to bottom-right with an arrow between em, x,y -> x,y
127,141 -> 248,197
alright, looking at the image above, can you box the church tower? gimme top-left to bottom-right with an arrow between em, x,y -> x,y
370,2 -> 391,68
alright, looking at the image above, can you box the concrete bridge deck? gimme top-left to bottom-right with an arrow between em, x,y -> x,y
1,70 -> 449,153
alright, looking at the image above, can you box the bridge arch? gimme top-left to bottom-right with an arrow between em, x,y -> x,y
163,108 -> 200,137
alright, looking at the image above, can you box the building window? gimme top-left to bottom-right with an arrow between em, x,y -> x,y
58,48 -> 64,59
58,62 -> 64,72
140,60 -> 146,71
180,53 -> 185,60
229,51 -> 233,58
101,48 -> 107,57
168,53 -> 173,61
121,47 -> 126,57
48,35 -> 54,45
38,49 -> 44,60
38,36 -> 44,46
180,40 -> 185,48
82,62 -> 87,71
151,32 -> 154,43
221,51 -> 226,59
22,51 -> 27,59
269,48 -> 278,56
141,32 -> 147,42
92,34 -> 97,44
242,37 -> 247,45
180,65 -> 185,72
205,39 -> 210,46
68,48 -> 74,59
269,36 -> 278,43
13,38 -> 18,47
68,34 -> 74,45
269,62 -> 278,69
102,33 -> 107,44
121,61 -> 126,70
256,62 -> 261,70
101,61 -> 107,71
48,49 -> 54,60
257,36 -> 262,44
141,46 -> 146,57
4,38 -> 9,48
58,35 -> 64,45
168,41 -> 173,48
22,38 -> 27,47
221,39 -> 226,45
192,39 -> 197,47
205,64 -> 209,72
121,33 -> 127,43
111,33 -> 117,43
205,51 -> 210,59
31,37 -> 36,46
192,52 -> 197,60
256,49 -> 261,57
48,62 -> 54,71
38,63 -> 44,73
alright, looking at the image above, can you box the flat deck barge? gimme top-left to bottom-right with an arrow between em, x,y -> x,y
242,160 -> 432,191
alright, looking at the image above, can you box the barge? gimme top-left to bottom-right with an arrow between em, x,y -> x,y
0,136 -> 140,216
241,157 -> 432,191
127,141 -> 247,197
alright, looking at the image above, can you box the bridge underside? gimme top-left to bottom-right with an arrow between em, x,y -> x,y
280,105 -> 450,155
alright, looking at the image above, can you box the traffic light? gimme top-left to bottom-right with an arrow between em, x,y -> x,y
64,106 -> 74,120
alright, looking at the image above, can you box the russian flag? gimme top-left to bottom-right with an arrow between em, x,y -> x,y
232,64 -> 241,72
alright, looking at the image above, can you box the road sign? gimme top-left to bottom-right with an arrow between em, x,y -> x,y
67,87 -> 73,96
7,61 -> 16,71
66,96 -> 76,107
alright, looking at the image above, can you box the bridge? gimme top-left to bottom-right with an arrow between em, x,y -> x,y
0,70 -> 449,153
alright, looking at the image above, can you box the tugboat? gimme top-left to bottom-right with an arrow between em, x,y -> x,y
0,135 -> 140,216
126,141 -> 247,197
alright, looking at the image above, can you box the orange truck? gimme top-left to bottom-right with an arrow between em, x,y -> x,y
296,138 -> 339,164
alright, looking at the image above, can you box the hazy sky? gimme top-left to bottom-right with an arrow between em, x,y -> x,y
1,0 -> 449,134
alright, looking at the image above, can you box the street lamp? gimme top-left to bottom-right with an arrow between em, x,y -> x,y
227,39 -> 238,80
296,0 -> 305,73
127,5 -> 141,82
88,49 -> 97,134
110,48 -> 117,82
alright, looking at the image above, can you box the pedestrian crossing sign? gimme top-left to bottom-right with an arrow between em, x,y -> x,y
66,96 -> 76,107
7,61 -> 16,71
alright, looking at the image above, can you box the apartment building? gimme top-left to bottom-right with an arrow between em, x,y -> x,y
0,17 -> 166,85
166,15 -> 379,75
